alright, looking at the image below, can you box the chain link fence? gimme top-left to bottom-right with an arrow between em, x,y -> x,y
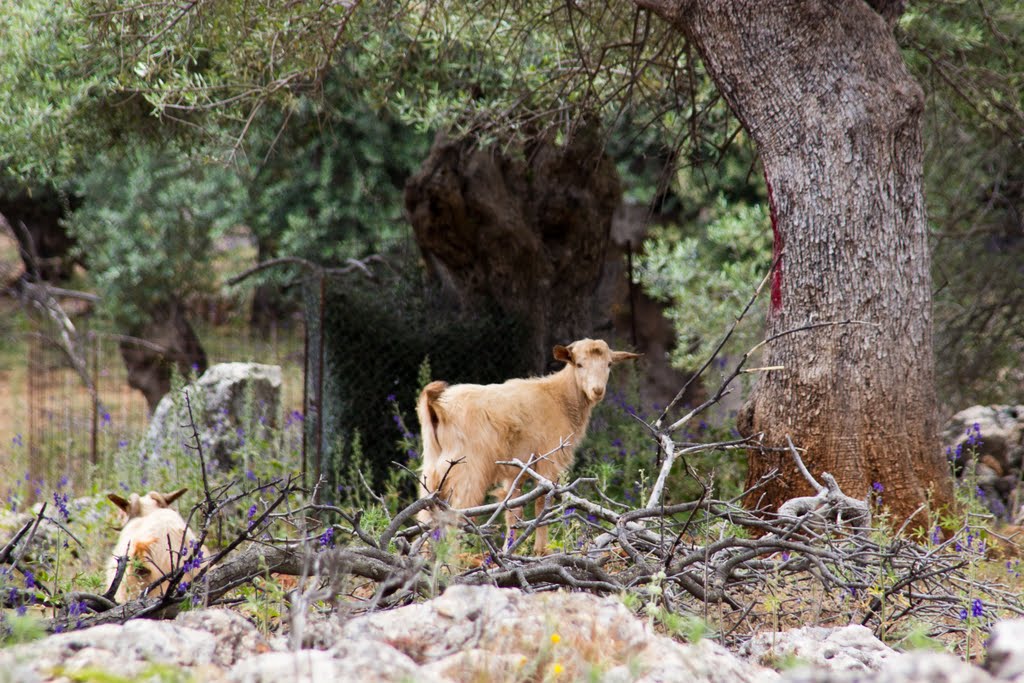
5,315 -> 305,498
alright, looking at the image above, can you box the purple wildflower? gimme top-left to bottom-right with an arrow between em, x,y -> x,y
68,600 -> 87,629
53,491 -> 70,522
972,599 -> 984,618
966,423 -> 983,447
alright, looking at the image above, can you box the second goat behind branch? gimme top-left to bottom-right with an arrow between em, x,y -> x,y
416,338 -> 640,553
105,488 -> 208,603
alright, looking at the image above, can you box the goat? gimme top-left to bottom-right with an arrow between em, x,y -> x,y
105,488 -> 207,603
416,338 -> 639,553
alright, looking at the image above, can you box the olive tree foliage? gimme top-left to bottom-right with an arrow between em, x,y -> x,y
68,1 -> 704,152
238,77 -> 428,266
900,2 -> 1024,408
0,0 -> 426,330
64,147 -> 242,330
639,196 -> 771,372
6,2 -> 1021,370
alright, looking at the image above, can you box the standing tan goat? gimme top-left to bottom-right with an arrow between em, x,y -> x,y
416,338 -> 639,553
105,488 -> 207,603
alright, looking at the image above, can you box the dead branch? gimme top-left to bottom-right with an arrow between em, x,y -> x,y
776,435 -> 872,532
225,255 -> 389,288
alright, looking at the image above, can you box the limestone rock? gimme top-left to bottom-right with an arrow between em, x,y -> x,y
780,651 -> 996,683
341,584 -> 777,683
943,405 -> 1024,471
175,608 -> 276,667
743,624 -> 897,673
986,618 -> 1024,682
228,641 -> 446,683
144,362 -> 282,468
0,620 -> 218,683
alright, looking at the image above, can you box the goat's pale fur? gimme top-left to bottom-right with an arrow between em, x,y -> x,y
417,338 -> 639,552
105,488 -> 207,603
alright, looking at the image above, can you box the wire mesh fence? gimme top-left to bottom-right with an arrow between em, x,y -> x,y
5,316 -> 306,498
3,239 -> 639,505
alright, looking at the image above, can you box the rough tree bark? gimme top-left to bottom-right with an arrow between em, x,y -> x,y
404,126 -> 621,373
0,188 -> 80,282
120,299 -> 208,412
637,0 -> 954,524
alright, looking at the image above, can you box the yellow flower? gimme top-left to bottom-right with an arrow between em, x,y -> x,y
550,633 -> 561,645
552,663 -> 565,675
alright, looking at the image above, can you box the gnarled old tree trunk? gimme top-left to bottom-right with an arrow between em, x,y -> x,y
638,0 -> 954,524
120,299 -> 208,412
0,187 -> 80,282
404,127 -> 621,373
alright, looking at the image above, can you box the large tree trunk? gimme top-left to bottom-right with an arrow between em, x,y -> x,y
0,187 -> 80,282
120,299 -> 208,412
639,0 -> 954,524
404,127 -> 621,373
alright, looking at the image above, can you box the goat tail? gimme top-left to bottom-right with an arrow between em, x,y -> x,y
416,381 -> 448,483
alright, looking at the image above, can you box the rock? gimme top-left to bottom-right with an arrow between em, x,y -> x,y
4,585 -> 1015,682
779,651 -> 996,683
144,362 -> 282,468
284,607 -> 346,651
341,584 -> 777,683
943,405 -> 1024,472
228,650 -> 342,683
742,624 -> 897,673
0,620 -> 219,683
637,638 -> 780,683
942,405 -> 1024,519
986,619 -> 1024,681
228,641 -> 444,683
175,608 -> 276,666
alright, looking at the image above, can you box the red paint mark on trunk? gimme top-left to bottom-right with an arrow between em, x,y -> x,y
765,175 -> 783,313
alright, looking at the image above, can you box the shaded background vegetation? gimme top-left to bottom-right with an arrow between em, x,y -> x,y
0,0 -> 1021,500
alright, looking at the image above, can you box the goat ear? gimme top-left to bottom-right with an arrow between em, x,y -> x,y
160,488 -> 189,507
611,350 -> 642,364
553,344 -> 574,364
131,537 -> 155,559
108,493 -> 131,514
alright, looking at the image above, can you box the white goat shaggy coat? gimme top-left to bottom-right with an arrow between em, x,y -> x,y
105,488 -> 207,603
417,338 -> 639,552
